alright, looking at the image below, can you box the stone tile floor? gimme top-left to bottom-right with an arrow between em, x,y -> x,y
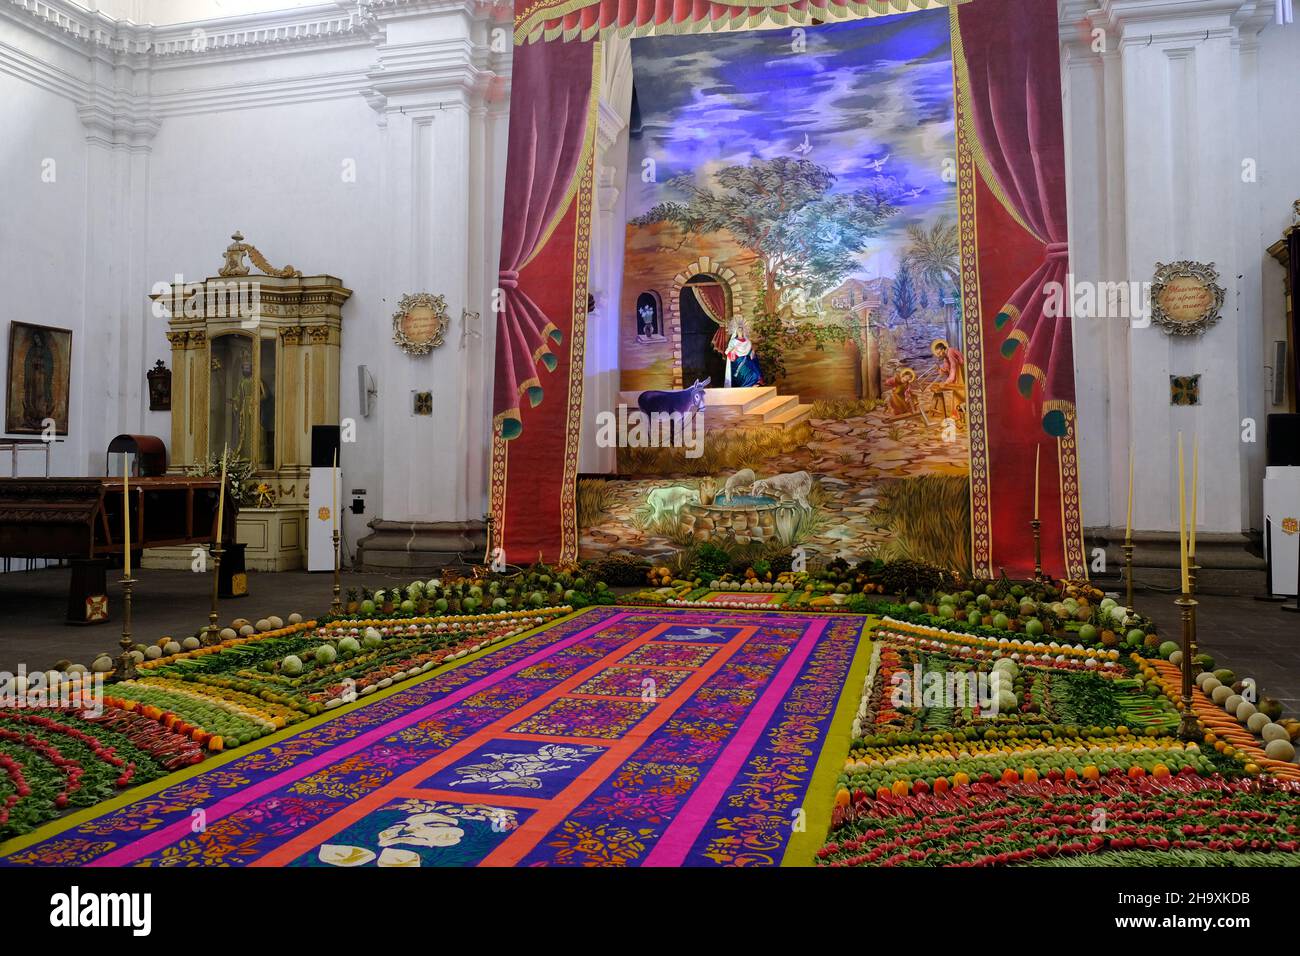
1,567 -> 1296,717
1137,589 -> 1299,713
0,566 -> 416,671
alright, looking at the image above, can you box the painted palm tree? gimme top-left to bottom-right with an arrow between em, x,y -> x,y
903,216 -> 961,347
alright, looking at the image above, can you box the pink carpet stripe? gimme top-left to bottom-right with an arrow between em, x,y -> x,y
89,610 -> 632,867
642,616 -> 829,867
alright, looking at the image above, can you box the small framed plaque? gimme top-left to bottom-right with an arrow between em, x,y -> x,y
392,292 -> 449,355
1151,261 -> 1225,337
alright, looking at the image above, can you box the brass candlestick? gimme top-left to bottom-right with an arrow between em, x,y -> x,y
1122,540 -> 1135,610
330,528 -> 344,615
205,543 -> 224,644
1030,518 -> 1043,581
1176,591 -> 1200,740
116,576 -> 138,680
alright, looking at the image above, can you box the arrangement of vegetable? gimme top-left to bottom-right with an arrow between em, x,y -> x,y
107,607 -> 571,749
337,564 -> 612,621
820,617 -> 1300,867
0,707 -> 197,840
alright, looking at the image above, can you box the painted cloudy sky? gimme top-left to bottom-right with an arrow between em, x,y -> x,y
627,11 -> 958,278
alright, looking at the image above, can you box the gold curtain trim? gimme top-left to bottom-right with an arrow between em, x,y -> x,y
999,303 -> 1022,322
690,284 -> 728,327
948,5 -> 1043,244
1042,398 -> 1075,416
1006,328 -> 1028,346
1020,362 -> 1045,384
516,0 -> 969,44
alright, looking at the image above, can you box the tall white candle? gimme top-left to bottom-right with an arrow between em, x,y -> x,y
122,453 -> 131,579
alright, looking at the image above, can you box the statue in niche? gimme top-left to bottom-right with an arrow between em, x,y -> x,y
228,349 -> 265,462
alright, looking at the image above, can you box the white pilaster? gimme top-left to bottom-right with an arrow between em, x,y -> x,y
580,36 -> 634,475
77,43 -> 159,473
1064,0 -> 1275,540
365,2 -> 498,524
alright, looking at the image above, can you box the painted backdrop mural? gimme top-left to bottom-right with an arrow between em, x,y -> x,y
579,12 -> 971,571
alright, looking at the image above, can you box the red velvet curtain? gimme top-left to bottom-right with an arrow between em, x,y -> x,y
690,283 -> 731,352
493,40 -> 596,440
957,0 -> 1074,437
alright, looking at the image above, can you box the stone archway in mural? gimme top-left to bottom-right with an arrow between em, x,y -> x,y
668,258 -> 744,389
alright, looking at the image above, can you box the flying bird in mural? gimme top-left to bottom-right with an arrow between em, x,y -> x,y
865,152 -> 890,171
793,134 -> 813,156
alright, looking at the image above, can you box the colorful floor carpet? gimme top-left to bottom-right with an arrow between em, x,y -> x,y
1,607 -> 867,867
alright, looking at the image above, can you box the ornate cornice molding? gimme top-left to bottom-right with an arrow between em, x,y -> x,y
3,0 -> 502,120
362,33 -> 499,118
1090,0 -> 1277,40
0,0 -> 488,65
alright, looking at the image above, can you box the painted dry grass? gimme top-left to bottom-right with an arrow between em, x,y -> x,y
868,474 -> 971,573
576,479 -> 616,531
616,423 -> 813,477
809,397 -> 884,419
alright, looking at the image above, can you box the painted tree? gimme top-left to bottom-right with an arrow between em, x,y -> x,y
632,157 -> 904,318
891,265 -> 918,325
903,216 -> 961,343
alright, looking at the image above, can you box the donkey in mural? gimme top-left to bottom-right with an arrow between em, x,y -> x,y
636,379 -> 708,447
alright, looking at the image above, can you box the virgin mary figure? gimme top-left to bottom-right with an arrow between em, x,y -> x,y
725,320 -> 763,388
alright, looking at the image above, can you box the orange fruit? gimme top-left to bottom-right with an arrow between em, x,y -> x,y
1022,767 -> 1040,784
1082,765 -> 1099,781
891,779 -> 910,797
952,772 -> 970,787
1152,764 -> 1170,779
1064,767 -> 1078,781
932,777 -> 950,795
1127,765 -> 1145,778
1001,768 -> 1020,785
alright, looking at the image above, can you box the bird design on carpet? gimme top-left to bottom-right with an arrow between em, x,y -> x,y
447,744 -> 604,791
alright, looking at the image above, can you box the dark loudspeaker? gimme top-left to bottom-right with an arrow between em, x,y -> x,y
1266,414 -> 1300,467
311,425 -> 341,468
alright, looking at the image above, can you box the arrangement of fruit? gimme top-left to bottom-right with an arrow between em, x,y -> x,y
0,706 -> 198,840
820,617 -> 1300,867
110,607 -> 569,749
337,565 -> 612,620
911,580 -> 1160,651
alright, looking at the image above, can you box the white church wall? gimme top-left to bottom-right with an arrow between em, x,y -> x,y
1254,22 -> 1300,460
0,22 -> 90,478
145,88 -> 387,555
1061,0 -> 1284,546
1,0 -> 504,567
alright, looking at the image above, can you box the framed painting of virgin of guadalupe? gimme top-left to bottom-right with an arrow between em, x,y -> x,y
5,321 -> 72,435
